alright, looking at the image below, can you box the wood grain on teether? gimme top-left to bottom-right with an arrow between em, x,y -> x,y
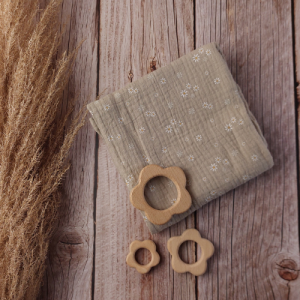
130,165 -> 192,225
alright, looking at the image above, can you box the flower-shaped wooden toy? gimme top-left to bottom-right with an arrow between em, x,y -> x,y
126,240 -> 160,274
130,164 -> 192,225
167,228 -> 214,276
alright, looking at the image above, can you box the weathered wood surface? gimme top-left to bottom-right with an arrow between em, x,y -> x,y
40,0 -> 300,299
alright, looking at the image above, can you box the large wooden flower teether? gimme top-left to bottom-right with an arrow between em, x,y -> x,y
130,164 -> 192,225
126,240 -> 160,274
167,228 -> 214,276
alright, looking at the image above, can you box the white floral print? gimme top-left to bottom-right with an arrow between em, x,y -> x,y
177,151 -> 183,157
177,72 -> 183,78
128,87 -> 134,94
243,175 -> 250,181
210,119 -> 214,123
231,150 -> 238,157
160,78 -> 167,84
151,111 -> 156,117
242,141 -> 246,146
138,105 -> 145,111
202,177 -> 207,182
170,119 -> 177,126
168,102 -> 173,109
188,155 -> 194,162
165,125 -> 173,133
133,88 -> 138,93
103,104 -> 110,111
149,185 -> 155,192
143,215 -> 148,221
167,180 -> 174,187
202,102 -> 208,109
205,195 -> 212,202
196,135 -> 202,141
144,157 -> 151,164
150,136 -> 155,141
214,142 -> 218,147
210,190 -> 217,196
225,178 -> 229,183
181,90 -> 188,97
107,135 -> 113,142
231,117 -> 236,123
125,101 -> 130,106
162,147 -> 168,153
147,73 -> 154,80
177,120 -> 184,127
154,93 -> 159,97
192,54 -> 200,62
251,154 -> 258,161
145,111 -> 151,117
215,157 -> 221,164
214,78 -> 221,84
139,127 -> 146,134
114,92 -> 121,98
193,85 -> 200,92
225,124 -> 233,132
189,108 -> 195,114
205,71 -> 209,76
210,163 -> 218,171
223,159 -> 229,165
206,49 -> 212,56
171,198 -> 177,205
127,174 -> 134,182
238,119 -> 244,125
186,83 -> 192,89
128,143 -> 134,149
208,104 -> 213,109
118,117 -> 124,124
199,48 -> 204,54
185,137 -> 190,142
116,134 -> 121,140
225,99 -> 230,105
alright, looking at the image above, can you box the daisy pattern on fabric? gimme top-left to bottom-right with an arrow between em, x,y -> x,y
225,178 -> 230,183
116,134 -> 121,140
238,119 -> 244,125
195,135 -> 202,142
150,136 -> 155,141
225,124 -> 233,132
145,157 -> 151,164
202,102 -> 208,109
128,143 -> 134,149
208,103 -> 213,109
145,111 -> 151,117
147,73 -> 154,80
177,72 -> 183,78
114,92 -> 121,98
143,215 -> 148,221
170,119 -> 177,126
154,93 -> 159,97
168,102 -> 173,109
138,105 -> 145,111
215,157 -> 221,164
251,154 -> 258,161
199,48 -> 204,54
185,137 -> 189,142
205,71 -> 209,76
118,117 -> 124,124
127,174 -> 134,182
165,125 -> 173,133
177,151 -> 183,157
125,101 -> 130,106
128,87 -> 134,94
214,142 -> 218,147
193,85 -> 200,92
223,159 -> 229,165
107,135 -> 113,142
171,198 -> 177,205
162,147 -> 168,153
210,190 -> 217,196
103,104 -> 110,111
243,175 -> 250,181
181,90 -> 188,97
167,180 -> 174,187
186,83 -> 192,89
231,117 -> 236,123
214,78 -> 221,84
188,155 -> 194,162
149,185 -> 155,192
192,54 -> 200,62
178,120 -> 184,127
139,127 -> 146,134
210,163 -> 218,171
160,78 -> 167,84
242,141 -> 246,146
225,99 -> 230,105
231,150 -> 238,157
205,195 -> 212,202
133,88 -> 138,93
202,177 -> 207,182
150,111 -> 156,117
210,119 -> 214,123
206,49 -> 212,55
189,108 -> 195,114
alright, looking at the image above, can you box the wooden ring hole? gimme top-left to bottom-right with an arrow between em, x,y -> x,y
179,240 -> 202,264
135,247 -> 152,265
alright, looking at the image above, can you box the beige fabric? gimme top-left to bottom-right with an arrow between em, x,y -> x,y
87,43 -> 274,234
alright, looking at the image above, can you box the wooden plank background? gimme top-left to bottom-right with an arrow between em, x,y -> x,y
39,0 -> 300,299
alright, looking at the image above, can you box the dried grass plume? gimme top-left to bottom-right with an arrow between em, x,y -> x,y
0,0 -> 86,299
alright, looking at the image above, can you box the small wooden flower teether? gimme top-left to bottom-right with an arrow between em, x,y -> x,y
126,240 -> 160,274
130,164 -> 192,225
167,228 -> 214,276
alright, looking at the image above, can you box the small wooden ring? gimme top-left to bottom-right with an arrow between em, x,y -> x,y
167,228 -> 214,276
126,240 -> 160,274
130,164 -> 192,225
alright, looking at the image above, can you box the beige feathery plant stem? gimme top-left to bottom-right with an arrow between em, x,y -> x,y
0,0 -> 87,299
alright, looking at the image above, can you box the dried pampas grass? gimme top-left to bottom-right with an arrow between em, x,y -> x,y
0,0 -> 87,299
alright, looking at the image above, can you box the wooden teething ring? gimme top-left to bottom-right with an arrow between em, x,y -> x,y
130,164 -> 192,225
126,240 -> 160,274
167,228 -> 214,276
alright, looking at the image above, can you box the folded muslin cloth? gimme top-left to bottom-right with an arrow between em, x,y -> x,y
87,42 -> 274,234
